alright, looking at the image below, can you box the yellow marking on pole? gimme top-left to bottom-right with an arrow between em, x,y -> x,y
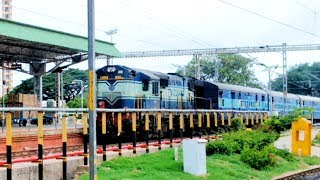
227,112 -> 231,126
145,112 -> 150,131
83,113 -> 88,135
38,111 -> 44,145
6,112 -> 12,146
190,113 -> 194,128
251,113 -> 254,125
102,112 -> 106,134
169,112 -> 173,130
132,112 -> 137,132
179,113 -> 184,129
118,113 -> 122,134
245,113 -> 249,125
206,112 -> 210,128
88,71 -> 95,110
157,112 -> 162,131
221,112 -> 225,126
62,115 -> 67,142
198,113 -> 202,128
214,112 -> 218,127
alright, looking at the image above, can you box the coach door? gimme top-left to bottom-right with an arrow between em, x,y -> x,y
231,92 -> 235,109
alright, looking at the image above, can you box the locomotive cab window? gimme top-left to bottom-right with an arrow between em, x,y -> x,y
152,82 -> 159,96
142,79 -> 149,91
219,91 -> 223,98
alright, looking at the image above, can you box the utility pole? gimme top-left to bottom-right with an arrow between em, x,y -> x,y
282,43 -> 288,115
194,54 -> 200,79
87,0 -> 97,179
105,29 -> 117,65
213,54 -> 219,82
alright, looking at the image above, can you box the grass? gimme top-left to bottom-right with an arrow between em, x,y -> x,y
79,149 -> 320,180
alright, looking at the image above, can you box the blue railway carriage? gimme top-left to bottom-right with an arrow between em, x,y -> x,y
96,65 -> 195,109
297,95 -> 320,120
213,83 -> 268,111
269,91 -> 300,115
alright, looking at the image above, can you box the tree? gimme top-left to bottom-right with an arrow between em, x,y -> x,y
177,54 -> 261,88
67,97 -> 88,108
12,68 -> 88,102
271,62 -> 320,96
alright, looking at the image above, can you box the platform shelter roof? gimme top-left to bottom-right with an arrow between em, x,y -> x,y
0,19 -> 121,64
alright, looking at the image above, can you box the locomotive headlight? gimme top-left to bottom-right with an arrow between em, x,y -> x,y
107,66 -> 116,73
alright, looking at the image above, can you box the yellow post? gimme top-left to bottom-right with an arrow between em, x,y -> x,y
214,112 -> 218,127
157,112 -> 162,131
227,112 -> 231,126
83,113 -> 88,135
198,113 -> 202,128
259,113 -> 263,123
292,118 -> 312,156
245,113 -> 249,125
206,112 -> 210,128
6,112 -> 12,146
221,112 -> 225,125
38,111 -> 44,145
102,112 -> 107,134
190,113 -> 194,128
255,113 -> 259,123
62,115 -> 67,143
169,112 -> 173,130
240,113 -> 244,124
264,113 -> 268,121
251,113 -> 254,125
179,113 -> 184,130
118,113 -> 122,134
132,112 -> 137,132
145,112 -> 150,131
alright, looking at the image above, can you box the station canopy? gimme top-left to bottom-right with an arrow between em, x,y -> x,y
0,18 -> 121,74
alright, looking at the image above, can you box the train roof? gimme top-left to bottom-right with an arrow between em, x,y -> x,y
130,67 -> 161,80
269,91 -> 300,99
212,82 -> 267,95
297,95 -> 320,102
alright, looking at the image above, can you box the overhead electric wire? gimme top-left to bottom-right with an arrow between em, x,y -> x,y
11,5 -> 168,49
215,0 -> 320,38
295,0 -> 318,15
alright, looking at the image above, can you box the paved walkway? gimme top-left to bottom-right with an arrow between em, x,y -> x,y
274,129 -> 320,157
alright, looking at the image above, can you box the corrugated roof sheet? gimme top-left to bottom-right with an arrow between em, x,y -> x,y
0,19 -> 121,57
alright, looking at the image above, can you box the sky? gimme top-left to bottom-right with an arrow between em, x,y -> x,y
3,0 -> 320,87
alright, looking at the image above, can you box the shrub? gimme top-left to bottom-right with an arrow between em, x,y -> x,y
229,117 -> 244,132
223,130 -> 279,153
240,146 -> 277,170
206,140 -> 235,155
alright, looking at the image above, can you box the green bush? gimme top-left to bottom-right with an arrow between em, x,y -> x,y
240,146 -> 277,170
229,117 -> 244,132
206,140 -> 235,155
223,130 -> 279,153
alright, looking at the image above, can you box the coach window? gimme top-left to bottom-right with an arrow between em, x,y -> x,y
262,95 -> 265,101
238,93 -> 241,99
219,91 -> 223,98
152,82 -> 159,96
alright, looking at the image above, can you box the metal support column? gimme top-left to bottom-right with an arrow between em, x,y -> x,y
34,75 -> 43,107
62,115 -> 67,180
282,43 -> 288,115
88,0 -> 97,179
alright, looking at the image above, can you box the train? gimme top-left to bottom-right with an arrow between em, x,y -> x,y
95,65 -> 320,140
